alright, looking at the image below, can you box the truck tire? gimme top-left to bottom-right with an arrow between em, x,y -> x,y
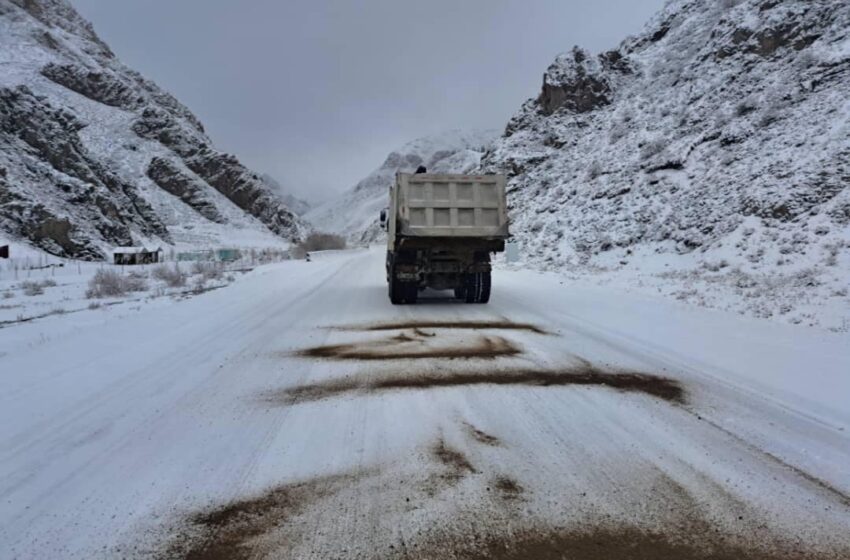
477,271 -> 491,303
388,266 -> 405,304
464,273 -> 480,303
454,286 -> 466,300
389,265 -> 418,304
404,282 -> 418,304
463,272 -> 491,304
464,274 -> 477,303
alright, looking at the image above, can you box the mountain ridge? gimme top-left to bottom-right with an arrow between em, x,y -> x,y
480,0 -> 849,328
0,0 -> 305,259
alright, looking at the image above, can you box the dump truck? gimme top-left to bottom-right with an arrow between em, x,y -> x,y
380,172 -> 509,304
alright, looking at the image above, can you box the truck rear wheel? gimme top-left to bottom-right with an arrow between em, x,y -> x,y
389,275 -> 405,304
404,282 -> 418,304
463,272 -> 491,304
478,271 -> 491,303
388,263 -> 409,305
389,266 -> 418,305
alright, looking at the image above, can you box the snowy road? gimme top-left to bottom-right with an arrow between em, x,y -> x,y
1,248 -> 849,559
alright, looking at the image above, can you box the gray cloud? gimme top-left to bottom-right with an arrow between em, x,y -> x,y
71,0 -> 664,203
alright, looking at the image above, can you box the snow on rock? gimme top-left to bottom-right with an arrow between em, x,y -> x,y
481,0 -> 850,330
0,0 -> 305,260
305,129 -> 497,243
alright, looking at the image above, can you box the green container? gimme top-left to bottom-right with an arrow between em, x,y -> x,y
216,249 -> 241,262
177,251 -> 210,262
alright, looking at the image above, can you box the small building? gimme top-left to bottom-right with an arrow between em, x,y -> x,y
112,246 -> 162,265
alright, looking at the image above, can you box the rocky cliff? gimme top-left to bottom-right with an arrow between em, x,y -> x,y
0,0 -> 305,259
481,0 -> 849,328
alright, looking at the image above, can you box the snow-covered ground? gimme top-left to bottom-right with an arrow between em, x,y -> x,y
0,239 -> 290,332
494,237 -> 850,332
1,248 -> 847,559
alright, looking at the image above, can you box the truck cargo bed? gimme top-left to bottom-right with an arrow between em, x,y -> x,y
395,173 -> 509,238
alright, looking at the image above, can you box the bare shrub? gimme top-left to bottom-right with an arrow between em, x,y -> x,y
795,49 -> 819,72
639,138 -> 667,160
192,261 -> 223,281
735,97 -> 757,117
291,232 -> 347,259
300,232 -> 347,252
191,276 -> 207,294
824,244 -> 839,267
20,279 -> 59,295
758,96 -> 787,128
702,259 -> 729,272
3,291 -> 13,300
152,264 -> 186,288
88,301 -> 102,310
86,269 -> 149,298
123,273 -> 148,292
21,281 -> 44,296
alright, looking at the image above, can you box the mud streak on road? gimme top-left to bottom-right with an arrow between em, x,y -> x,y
155,467 -> 848,560
295,334 -> 522,361
492,476 -> 524,500
463,422 -> 502,447
427,526 -> 814,560
160,472 -> 364,560
432,438 -> 477,478
332,320 -> 549,335
269,365 -> 686,405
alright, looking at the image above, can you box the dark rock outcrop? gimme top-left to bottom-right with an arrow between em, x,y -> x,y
481,0 -> 849,324
41,62 -> 143,109
714,1 -> 835,60
133,108 -> 301,238
9,0 -> 114,58
537,48 -> 613,116
0,0 -> 304,258
146,157 -> 227,224
0,85 -> 168,258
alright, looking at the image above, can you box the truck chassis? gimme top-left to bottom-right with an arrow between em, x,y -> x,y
386,238 -> 504,304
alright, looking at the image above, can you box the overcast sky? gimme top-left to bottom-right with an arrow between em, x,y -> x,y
71,0 -> 664,203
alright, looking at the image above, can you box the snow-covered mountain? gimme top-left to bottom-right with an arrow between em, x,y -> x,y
305,129 -> 497,243
481,0 -> 849,328
0,0 -> 305,259
259,174 -> 311,216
